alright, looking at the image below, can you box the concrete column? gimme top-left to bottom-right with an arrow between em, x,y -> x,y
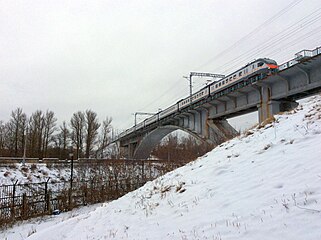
188,114 -> 195,131
183,116 -> 189,128
178,117 -> 184,127
200,109 -> 208,138
257,85 -> 298,123
208,104 -> 218,118
120,146 -> 129,158
207,119 -> 238,144
128,142 -> 137,159
193,111 -> 201,134
257,85 -> 271,122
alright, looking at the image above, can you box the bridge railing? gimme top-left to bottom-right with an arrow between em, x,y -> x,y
279,46 -> 321,71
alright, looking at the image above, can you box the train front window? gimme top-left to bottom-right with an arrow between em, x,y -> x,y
258,62 -> 264,67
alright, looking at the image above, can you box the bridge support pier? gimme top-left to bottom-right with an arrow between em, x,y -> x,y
207,119 -> 239,144
122,142 -> 138,159
258,85 -> 298,123
129,143 -> 136,159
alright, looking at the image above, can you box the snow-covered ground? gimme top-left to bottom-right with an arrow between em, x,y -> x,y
1,94 -> 321,240
0,163 -> 73,185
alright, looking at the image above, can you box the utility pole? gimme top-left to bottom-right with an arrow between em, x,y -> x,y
134,112 -> 155,125
69,147 -> 74,208
183,76 -> 193,105
183,72 -> 224,106
22,126 -> 28,166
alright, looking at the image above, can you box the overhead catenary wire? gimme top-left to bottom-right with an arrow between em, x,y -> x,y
216,9 -> 321,74
121,0 -> 320,129
132,0 -> 306,118
195,0 -> 305,71
136,78 -> 183,112
265,25 -> 321,58
219,21 -> 321,75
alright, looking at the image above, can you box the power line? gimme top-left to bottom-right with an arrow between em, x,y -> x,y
265,25 -> 321,58
214,8 -> 321,74
124,0 -> 316,130
134,0 -> 305,115
195,0 -> 305,71
136,78 -> 182,112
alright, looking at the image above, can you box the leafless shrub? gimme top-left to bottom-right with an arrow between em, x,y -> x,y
21,166 -> 29,173
30,164 -> 37,171
258,116 -> 276,129
8,164 -> 17,170
41,170 -> 48,176
27,175 -> 33,182
152,134 -> 213,162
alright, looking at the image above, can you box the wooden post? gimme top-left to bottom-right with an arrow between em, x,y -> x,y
22,193 -> 27,219
45,178 -> 51,213
11,180 -> 18,220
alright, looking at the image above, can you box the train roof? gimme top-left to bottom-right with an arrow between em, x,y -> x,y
226,58 -> 277,77
246,58 -> 277,66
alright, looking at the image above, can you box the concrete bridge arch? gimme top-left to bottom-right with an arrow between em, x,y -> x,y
133,120 -> 237,159
133,125 -> 207,160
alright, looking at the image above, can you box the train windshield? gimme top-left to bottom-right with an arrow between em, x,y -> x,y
264,59 -> 277,65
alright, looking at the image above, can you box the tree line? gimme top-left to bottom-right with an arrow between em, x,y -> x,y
0,108 -> 113,159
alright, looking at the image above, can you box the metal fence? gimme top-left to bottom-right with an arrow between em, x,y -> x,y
0,160 -> 188,227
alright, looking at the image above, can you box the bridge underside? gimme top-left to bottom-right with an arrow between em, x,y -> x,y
119,53 -> 321,159
132,126 -> 204,160
122,119 -> 238,159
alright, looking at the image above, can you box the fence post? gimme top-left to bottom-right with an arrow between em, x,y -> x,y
22,193 -> 27,219
89,178 -> 94,203
141,160 -> 145,183
101,183 -> 105,202
84,181 -> 88,204
45,177 -> 51,213
11,180 -> 18,220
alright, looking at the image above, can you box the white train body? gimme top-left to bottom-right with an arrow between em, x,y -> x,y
159,105 -> 178,119
209,58 -> 277,95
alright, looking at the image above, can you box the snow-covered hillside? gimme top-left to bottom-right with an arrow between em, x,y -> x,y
2,95 -> 321,240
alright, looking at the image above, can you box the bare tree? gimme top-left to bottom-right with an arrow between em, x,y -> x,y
0,121 -> 6,156
84,110 -> 100,158
56,121 -> 70,159
28,110 -> 45,158
0,108 -> 115,159
42,110 -> 57,157
96,117 -> 112,158
70,111 -> 85,158
5,108 -> 27,156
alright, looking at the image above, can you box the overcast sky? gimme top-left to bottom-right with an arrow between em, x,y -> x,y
1,0 -> 320,131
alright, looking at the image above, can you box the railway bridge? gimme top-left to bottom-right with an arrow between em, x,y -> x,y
117,47 -> 321,159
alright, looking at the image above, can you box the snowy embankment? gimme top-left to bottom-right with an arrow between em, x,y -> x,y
2,95 -> 321,240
